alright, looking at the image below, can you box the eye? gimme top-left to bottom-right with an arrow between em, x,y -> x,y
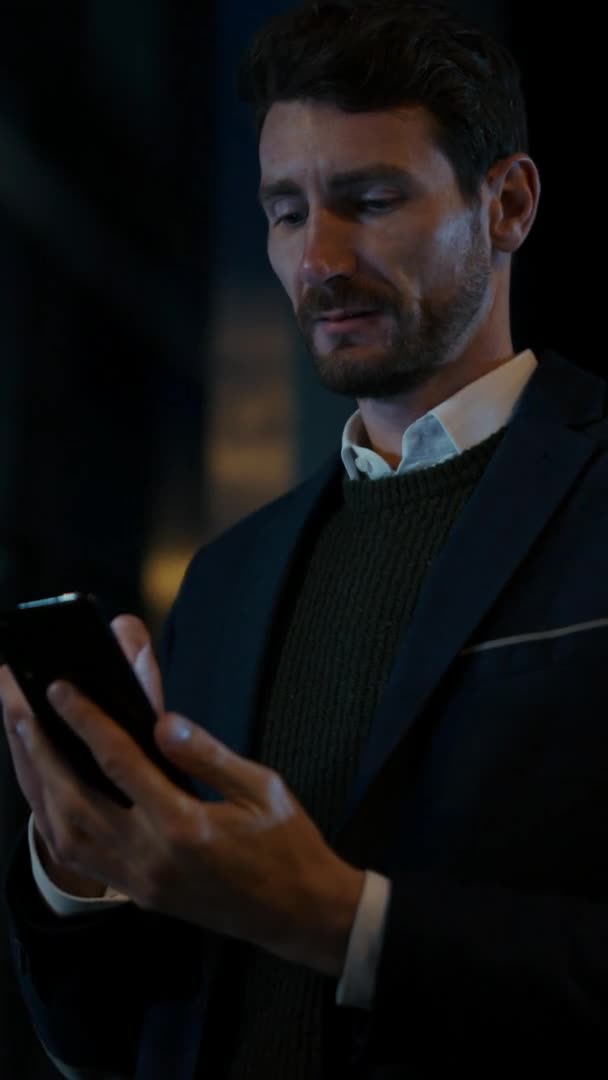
269,198 -> 306,228
360,197 -> 400,213
273,211 -> 305,228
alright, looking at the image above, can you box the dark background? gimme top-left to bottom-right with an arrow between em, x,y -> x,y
0,1 -> 596,1074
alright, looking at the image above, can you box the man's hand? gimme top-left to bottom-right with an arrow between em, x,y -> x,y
0,614 -> 161,900
1,619 -> 364,975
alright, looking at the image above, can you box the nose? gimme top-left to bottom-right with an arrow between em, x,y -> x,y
299,210 -> 358,288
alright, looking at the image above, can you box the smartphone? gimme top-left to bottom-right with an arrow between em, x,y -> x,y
0,592 -> 190,806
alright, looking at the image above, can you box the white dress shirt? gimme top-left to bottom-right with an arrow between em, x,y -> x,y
29,349 -> 538,1011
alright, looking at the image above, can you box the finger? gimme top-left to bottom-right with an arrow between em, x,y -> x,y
1,665 -> 49,823
3,709 -> 50,828
0,662 -> 33,716
3,705 -> 119,862
155,713 -> 279,806
111,616 -> 164,714
1,667 -> 126,872
111,614 -> 150,665
48,681 -> 181,814
0,668 -> 87,851
133,643 -> 164,715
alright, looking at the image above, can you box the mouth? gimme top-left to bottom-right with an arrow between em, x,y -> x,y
315,309 -> 382,333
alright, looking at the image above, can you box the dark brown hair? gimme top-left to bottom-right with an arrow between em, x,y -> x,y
239,0 -> 528,199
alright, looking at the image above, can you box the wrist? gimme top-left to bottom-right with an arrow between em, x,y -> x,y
34,825 -> 105,899
292,858 -> 365,977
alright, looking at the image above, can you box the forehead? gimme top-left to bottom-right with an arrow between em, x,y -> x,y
259,101 -> 453,186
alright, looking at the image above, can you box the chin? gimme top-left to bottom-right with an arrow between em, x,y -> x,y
311,345 -> 434,399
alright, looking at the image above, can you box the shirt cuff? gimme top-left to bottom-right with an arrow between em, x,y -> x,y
28,814 -> 129,917
336,869 -> 391,1009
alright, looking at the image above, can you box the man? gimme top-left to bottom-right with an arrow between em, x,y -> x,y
2,1 -> 608,1076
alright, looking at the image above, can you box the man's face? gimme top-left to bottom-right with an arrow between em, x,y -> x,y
259,101 -> 493,399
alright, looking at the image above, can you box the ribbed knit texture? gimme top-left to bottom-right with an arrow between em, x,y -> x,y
223,430 -> 504,1079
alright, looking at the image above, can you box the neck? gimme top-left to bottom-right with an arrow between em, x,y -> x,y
358,335 -> 515,466
368,443 -> 402,469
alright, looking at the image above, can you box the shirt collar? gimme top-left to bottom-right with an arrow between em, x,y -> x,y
341,349 -> 538,481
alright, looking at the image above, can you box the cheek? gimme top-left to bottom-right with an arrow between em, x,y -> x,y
397,226 -> 474,298
371,206 -> 474,291
358,213 -> 441,291
267,239 -> 299,307
429,211 -> 483,277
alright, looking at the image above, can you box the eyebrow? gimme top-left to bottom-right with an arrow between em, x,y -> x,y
257,164 -> 415,207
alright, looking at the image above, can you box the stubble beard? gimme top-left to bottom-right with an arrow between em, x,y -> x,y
298,223 -> 492,400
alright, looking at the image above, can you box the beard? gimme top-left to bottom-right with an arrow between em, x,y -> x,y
296,214 -> 492,400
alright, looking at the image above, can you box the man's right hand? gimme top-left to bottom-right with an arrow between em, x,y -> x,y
0,614 -> 157,901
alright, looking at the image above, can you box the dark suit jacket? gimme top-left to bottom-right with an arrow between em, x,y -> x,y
5,351 -> 608,1078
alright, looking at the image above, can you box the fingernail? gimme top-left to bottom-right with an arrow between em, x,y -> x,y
167,715 -> 192,743
48,681 -> 70,706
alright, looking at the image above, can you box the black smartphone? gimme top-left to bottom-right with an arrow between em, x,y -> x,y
0,592 -> 190,806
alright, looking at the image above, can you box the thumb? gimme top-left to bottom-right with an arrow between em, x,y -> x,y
111,614 -> 164,714
111,614 -> 150,664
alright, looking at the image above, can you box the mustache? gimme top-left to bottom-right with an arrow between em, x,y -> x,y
297,280 -> 400,327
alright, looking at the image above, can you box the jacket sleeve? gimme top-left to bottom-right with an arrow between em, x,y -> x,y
351,872 -> 608,1073
4,819 -> 204,1077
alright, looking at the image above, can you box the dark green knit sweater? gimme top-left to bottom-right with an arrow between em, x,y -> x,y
224,430 -> 504,1079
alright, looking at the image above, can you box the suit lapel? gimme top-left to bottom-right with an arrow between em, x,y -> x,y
339,353 -> 606,827
207,455 -> 342,761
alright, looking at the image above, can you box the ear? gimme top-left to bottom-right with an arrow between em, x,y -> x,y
486,154 -> 541,255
